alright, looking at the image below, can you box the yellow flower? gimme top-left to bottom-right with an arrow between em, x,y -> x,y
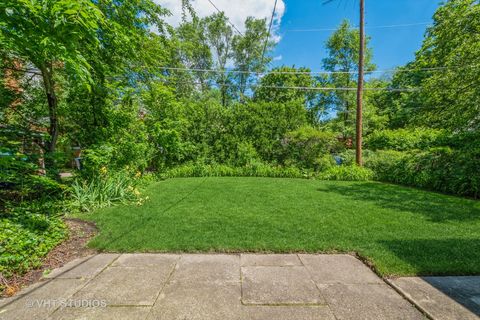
100,166 -> 108,174
135,171 -> 141,178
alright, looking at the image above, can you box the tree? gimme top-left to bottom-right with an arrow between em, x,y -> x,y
232,17 -> 272,98
204,13 -> 234,107
62,0 -> 170,147
254,66 -> 331,125
322,19 -> 375,139
0,0 -> 103,156
177,13 -> 274,105
384,0 -> 480,131
172,3 -> 213,94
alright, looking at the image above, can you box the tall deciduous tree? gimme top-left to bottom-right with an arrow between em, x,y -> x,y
232,17 -> 272,98
322,20 -> 375,138
204,13 -> 234,107
63,0 -> 170,146
0,0 -> 103,155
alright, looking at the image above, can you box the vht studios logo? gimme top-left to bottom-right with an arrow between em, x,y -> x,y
26,299 -> 107,308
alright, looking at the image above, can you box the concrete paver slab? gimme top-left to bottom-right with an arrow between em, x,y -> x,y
0,279 -> 87,320
241,254 -> 302,267
73,264 -> 175,306
171,254 -> 240,286
388,277 -> 480,320
148,282 -> 243,320
243,305 -> 336,320
241,266 -> 324,305
47,306 -> 151,320
111,254 -> 179,267
45,254 -> 119,279
299,254 -> 383,285
148,255 -> 243,320
319,283 -> 425,320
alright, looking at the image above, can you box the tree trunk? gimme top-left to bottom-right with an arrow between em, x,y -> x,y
40,63 -> 59,154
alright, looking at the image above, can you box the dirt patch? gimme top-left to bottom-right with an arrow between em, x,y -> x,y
1,218 -> 98,297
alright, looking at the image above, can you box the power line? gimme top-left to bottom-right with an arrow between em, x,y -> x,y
286,21 -> 431,32
167,79 -> 419,92
154,63 -> 480,76
261,0 -> 278,66
206,0 -> 243,35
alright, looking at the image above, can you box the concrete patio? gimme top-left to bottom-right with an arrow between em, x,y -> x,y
0,254 -> 478,320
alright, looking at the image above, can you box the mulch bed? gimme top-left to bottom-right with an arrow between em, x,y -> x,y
1,218 -> 98,297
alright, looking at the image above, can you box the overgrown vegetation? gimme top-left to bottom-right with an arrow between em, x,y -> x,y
164,163 -> 307,179
0,211 -> 66,280
69,170 -> 147,213
1,0 -> 479,284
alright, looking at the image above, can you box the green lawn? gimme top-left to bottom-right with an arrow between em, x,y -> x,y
82,177 -> 480,276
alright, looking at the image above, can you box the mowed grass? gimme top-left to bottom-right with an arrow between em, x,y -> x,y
83,177 -> 480,276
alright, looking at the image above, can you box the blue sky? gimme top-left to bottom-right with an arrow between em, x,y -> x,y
272,0 -> 441,72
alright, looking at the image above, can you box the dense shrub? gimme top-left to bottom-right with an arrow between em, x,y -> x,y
0,142 -> 66,204
229,101 -> 308,162
337,149 -> 376,166
81,140 -> 152,177
282,126 -> 341,169
0,131 -> 70,291
232,142 -> 262,167
163,163 -> 309,179
436,131 -> 480,150
313,154 -> 337,172
317,165 -> 374,181
365,148 -> 480,198
363,150 -> 407,181
365,128 -> 444,151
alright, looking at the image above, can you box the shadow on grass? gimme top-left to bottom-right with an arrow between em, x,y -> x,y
318,182 -> 480,222
379,239 -> 480,276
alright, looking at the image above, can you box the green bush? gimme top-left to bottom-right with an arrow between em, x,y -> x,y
282,126 -> 341,169
0,144 -> 66,202
436,131 -> 480,150
365,128 -> 444,151
163,163 -> 309,179
69,170 -> 146,212
0,132 -> 69,290
229,101 -> 308,162
80,144 -> 116,177
363,150 -> 407,181
337,149 -> 375,166
317,165 -> 374,181
81,141 -> 151,178
313,154 -> 337,172
232,142 -> 261,167
365,148 -> 480,198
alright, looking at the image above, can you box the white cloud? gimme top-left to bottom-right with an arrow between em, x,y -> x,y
273,55 -> 283,61
156,0 -> 285,42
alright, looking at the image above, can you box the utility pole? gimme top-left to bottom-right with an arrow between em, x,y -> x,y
356,0 -> 365,166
